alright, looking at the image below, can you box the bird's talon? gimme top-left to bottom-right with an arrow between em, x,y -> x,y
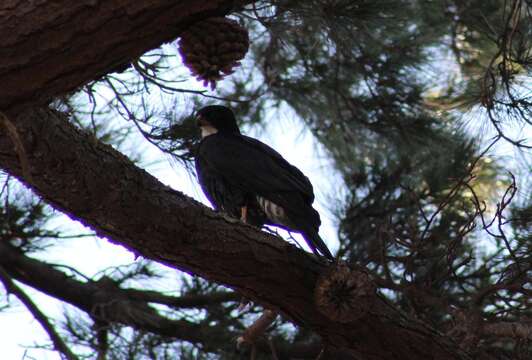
240,206 -> 248,223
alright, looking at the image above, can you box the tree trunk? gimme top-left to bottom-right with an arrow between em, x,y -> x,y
0,1 -> 474,358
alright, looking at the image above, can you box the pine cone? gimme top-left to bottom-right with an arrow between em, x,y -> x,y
178,17 -> 249,90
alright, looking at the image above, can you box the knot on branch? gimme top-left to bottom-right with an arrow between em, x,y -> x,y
314,263 -> 375,323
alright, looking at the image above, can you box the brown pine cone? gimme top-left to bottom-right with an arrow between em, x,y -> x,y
178,17 -> 249,90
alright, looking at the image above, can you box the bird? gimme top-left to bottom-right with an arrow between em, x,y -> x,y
194,105 -> 334,261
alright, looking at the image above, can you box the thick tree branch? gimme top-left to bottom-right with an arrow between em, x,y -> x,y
0,242 -> 238,311
0,0 -> 243,111
0,241 -> 326,359
0,265 -> 79,360
0,107 -> 475,359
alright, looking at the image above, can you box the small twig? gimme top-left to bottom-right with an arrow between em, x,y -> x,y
0,111 -> 34,185
237,310 -> 278,346
0,265 -> 79,360
467,172 -> 520,266
496,173 -> 519,265
419,136 -> 500,242
472,282 -> 524,306
315,347 -> 325,360
48,263 -> 92,281
286,231 -> 305,250
486,108 -> 531,149
132,60 -> 263,103
418,173 -> 473,242
0,174 -> 10,198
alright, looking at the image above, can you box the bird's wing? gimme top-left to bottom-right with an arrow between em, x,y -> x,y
197,134 -> 315,204
197,133 -> 332,259
195,150 -> 239,213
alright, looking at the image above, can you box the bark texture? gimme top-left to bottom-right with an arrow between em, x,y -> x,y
0,107 -> 471,359
0,0 -> 234,110
0,1 -> 476,359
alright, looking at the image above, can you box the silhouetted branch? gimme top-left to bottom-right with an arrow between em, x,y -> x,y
0,265 -> 79,360
0,241 -> 326,359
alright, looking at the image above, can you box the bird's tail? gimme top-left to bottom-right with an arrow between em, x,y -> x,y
302,231 -> 334,261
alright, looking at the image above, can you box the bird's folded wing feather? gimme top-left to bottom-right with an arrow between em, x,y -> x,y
198,134 -> 315,204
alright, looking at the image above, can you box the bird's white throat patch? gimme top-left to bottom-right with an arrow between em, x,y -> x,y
200,125 -> 218,138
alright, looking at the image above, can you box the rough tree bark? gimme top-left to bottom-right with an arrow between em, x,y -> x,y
0,1 -> 475,359
0,0 -> 236,111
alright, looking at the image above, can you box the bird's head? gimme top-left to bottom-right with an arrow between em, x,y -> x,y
196,105 -> 240,138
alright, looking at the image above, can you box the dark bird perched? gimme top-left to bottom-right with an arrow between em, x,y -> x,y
194,105 -> 334,261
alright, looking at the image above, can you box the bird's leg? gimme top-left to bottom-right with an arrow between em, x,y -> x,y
240,205 -> 248,223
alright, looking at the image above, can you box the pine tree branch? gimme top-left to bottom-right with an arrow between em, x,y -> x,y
0,107 -> 475,359
0,241 -> 325,359
0,265 -> 79,360
0,0 -> 243,111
